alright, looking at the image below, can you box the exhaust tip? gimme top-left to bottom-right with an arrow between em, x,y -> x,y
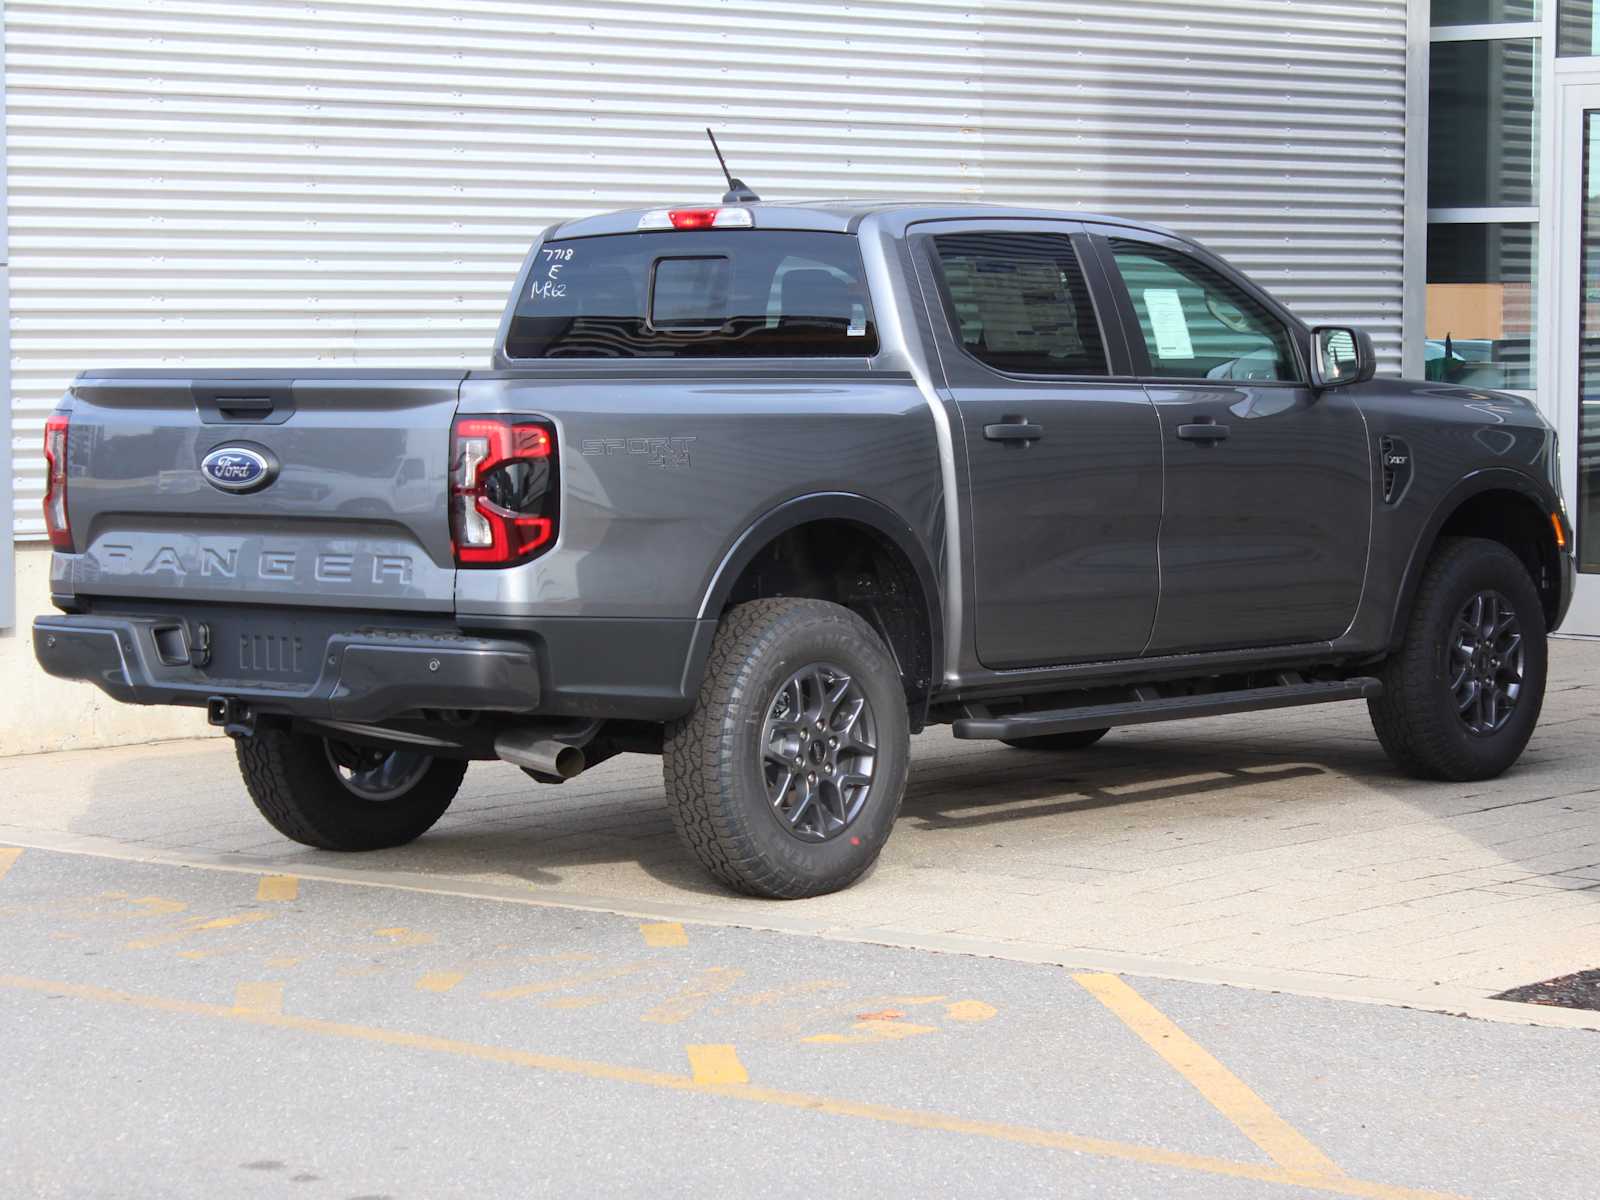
552,745 -> 585,780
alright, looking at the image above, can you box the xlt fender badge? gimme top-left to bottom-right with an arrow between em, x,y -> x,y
580,436 -> 696,468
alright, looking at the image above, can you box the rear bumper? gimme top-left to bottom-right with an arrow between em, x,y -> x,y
33,613 -> 542,723
32,607 -> 716,724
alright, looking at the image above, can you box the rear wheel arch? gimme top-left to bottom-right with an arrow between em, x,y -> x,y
697,495 -> 942,727
1390,473 -> 1564,649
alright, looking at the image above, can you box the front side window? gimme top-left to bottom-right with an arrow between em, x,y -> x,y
505,230 -> 876,359
931,232 -> 1108,376
1107,240 -> 1299,382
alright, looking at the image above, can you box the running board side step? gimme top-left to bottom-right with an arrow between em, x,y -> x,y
951,677 -> 1383,740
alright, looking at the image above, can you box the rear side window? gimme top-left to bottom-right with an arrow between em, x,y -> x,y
931,233 -> 1108,376
1106,239 -> 1299,383
505,231 -> 877,358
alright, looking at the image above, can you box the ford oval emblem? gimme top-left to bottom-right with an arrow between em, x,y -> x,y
200,445 -> 275,493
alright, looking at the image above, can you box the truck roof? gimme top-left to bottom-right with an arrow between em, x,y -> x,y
548,201 -> 1181,242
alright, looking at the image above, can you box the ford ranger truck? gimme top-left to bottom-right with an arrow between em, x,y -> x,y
33,202 -> 1574,898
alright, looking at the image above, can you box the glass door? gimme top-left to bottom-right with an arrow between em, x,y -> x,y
1552,81 -> 1600,633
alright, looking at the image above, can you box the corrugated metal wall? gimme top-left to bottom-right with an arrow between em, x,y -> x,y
5,0 -> 1410,539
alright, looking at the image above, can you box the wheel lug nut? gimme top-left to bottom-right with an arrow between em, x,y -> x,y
828,736 -> 838,748
808,773 -> 817,784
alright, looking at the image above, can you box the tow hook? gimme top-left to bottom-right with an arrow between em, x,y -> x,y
188,621 -> 212,669
207,696 -> 256,739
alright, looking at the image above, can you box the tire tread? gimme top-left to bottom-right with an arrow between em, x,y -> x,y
236,729 -> 466,850
663,598 -> 906,898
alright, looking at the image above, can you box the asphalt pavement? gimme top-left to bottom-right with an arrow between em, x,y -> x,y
1,842 -> 1596,1199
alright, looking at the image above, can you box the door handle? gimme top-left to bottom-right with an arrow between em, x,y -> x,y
1177,422 -> 1230,443
984,421 -> 1045,443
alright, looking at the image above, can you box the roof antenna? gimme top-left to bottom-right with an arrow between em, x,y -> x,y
706,128 -> 760,204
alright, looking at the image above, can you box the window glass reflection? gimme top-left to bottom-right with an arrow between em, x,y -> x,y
1425,223 -> 1537,390
1428,39 -> 1539,207
1559,0 -> 1600,55
1432,0 -> 1537,23
1578,115 -> 1600,571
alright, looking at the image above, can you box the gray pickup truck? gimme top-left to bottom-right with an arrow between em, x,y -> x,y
33,199 -> 1573,898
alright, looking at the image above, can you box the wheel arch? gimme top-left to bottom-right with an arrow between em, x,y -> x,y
1388,469 -> 1567,649
697,493 -> 943,727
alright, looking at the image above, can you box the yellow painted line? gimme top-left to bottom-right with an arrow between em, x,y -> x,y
483,963 -> 645,1001
642,966 -> 743,1025
373,927 -> 435,946
257,875 -> 299,902
0,973 -> 1463,1200
416,971 -> 466,994
126,910 -> 269,951
1076,972 -> 1345,1182
945,1000 -> 997,1022
804,1020 -> 938,1045
639,921 -> 688,948
0,847 -> 21,884
233,981 -> 284,1016
128,896 -> 186,915
686,1044 -> 749,1085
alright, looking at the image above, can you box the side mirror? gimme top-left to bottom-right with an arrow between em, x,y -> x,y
1310,325 -> 1376,389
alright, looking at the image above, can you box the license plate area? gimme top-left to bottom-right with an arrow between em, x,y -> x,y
230,624 -> 315,682
96,603 -> 454,691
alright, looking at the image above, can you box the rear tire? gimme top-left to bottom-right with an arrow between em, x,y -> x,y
663,598 -> 910,899
1000,728 -> 1109,752
236,729 -> 467,850
1368,536 -> 1547,781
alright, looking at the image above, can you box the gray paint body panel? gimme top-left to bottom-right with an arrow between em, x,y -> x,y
58,373 -> 464,612
453,372 -> 943,622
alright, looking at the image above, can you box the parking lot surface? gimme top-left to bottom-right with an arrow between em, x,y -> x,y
3,843 -> 1598,1199
4,640 -> 1598,1020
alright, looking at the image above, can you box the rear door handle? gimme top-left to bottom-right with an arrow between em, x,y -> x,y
984,421 -> 1045,443
1177,422 -> 1230,442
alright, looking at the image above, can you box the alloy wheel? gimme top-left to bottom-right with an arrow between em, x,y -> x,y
760,662 -> 878,841
323,740 -> 433,801
1448,589 -> 1524,736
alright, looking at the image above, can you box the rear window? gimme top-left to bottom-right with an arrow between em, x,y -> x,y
505,230 -> 878,359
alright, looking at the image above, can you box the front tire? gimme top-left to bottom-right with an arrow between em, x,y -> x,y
1369,536 -> 1547,781
663,598 -> 911,899
236,729 -> 467,850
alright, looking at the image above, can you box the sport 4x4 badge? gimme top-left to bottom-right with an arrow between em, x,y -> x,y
580,436 -> 696,468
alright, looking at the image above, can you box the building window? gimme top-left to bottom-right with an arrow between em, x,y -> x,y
1559,0 -> 1599,55
1425,223 -> 1536,388
1428,39 -> 1539,208
1426,7 -> 1541,390
1433,0 -> 1537,23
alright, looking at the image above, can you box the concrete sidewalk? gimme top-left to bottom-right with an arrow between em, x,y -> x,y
4,640 -> 1598,1014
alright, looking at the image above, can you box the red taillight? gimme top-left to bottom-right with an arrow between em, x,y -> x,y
42,413 -> 72,551
449,416 -> 558,567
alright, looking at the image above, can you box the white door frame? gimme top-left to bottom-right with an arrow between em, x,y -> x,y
1538,62 -> 1600,635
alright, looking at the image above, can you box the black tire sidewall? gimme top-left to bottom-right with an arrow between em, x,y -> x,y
724,606 -> 909,893
238,730 -> 466,851
1408,541 -> 1547,775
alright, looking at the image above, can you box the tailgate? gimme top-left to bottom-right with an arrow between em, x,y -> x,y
62,370 -> 466,612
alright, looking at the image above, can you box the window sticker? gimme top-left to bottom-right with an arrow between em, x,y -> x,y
528,245 -> 576,301
1142,288 -> 1194,359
